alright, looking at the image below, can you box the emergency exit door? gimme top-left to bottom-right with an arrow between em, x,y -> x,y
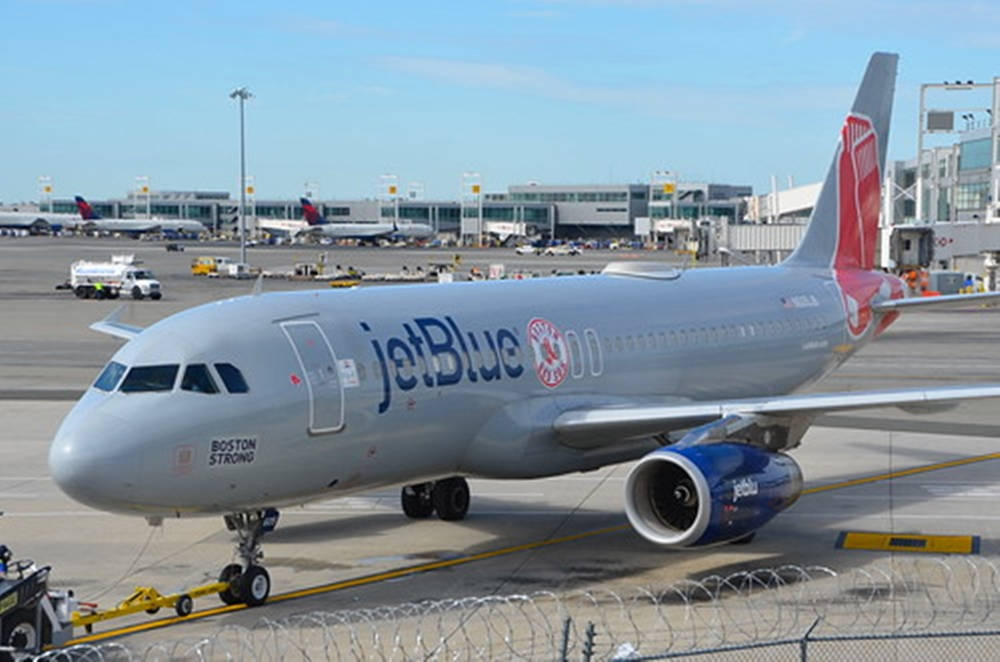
280,320 -> 344,435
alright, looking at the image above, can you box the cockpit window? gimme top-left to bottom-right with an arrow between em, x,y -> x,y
214,363 -> 249,393
93,361 -> 127,392
181,363 -> 219,394
120,364 -> 179,393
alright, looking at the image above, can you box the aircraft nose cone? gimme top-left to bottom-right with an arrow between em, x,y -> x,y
49,411 -> 140,513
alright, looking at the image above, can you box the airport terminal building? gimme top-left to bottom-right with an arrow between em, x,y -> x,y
49,181 -> 751,240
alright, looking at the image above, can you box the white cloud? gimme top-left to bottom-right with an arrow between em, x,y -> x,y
377,55 -> 855,122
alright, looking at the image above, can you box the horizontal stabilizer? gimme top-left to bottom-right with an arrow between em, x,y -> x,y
89,306 -> 143,340
554,383 -> 1000,447
873,292 -> 1000,312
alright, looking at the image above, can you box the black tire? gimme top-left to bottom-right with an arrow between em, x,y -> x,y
150,292 -> 162,300
432,477 -> 470,521
241,565 -> 270,607
74,286 -> 86,299
131,286 -> 144,300
401,483 -> 435,519
175,594 -> 193,617
218,563 -> 244,605
1,609 -> 39,658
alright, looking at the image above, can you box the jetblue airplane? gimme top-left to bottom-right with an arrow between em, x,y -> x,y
74,196 -> 206,235
293,198 -> 435,242
49,53 -> 1000,608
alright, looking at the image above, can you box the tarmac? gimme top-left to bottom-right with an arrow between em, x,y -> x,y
1,235 -> 999,652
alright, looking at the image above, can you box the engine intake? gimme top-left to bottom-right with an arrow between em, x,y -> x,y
624,443 -> 802,547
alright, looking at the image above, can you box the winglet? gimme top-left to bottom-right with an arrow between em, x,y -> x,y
89,305 -> 143,340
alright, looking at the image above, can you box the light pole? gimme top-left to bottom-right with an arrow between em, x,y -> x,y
229,86 -> 253,265
37,176 -> 52,212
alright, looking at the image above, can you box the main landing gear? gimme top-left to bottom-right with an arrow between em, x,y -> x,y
401,477 -> 470,521
218,509 -> 279,607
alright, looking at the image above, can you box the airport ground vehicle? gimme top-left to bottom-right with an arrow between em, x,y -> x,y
0,546 -> 75,660
543,244 -> 581,256
190,256 -> 232,276
66,258 -> 162,300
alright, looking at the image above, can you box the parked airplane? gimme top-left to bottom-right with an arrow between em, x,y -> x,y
49,53 -> 1000,609
0,208 -> 79,235
293,198 -> 434,242
74,196 -> 206,235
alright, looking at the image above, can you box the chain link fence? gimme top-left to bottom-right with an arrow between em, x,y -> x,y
36,556 -> 1000,661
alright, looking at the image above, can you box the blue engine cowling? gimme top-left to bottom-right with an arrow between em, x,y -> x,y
624,443 -> 803,547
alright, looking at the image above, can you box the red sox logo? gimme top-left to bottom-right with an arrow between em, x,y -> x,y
527,317 -> 569,389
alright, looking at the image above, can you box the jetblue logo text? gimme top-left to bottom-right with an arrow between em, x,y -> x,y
362,317 -> 524,413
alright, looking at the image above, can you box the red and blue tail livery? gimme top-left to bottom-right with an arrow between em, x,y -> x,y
300,198 -> 327,226
74,196 -> 101,220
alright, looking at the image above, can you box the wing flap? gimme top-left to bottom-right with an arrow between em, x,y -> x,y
554,384 -> 1000,447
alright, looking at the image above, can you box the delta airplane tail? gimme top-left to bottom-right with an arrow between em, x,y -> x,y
300,198 -> 327,226
74,196 -> 101,220
784,52 -> 896,272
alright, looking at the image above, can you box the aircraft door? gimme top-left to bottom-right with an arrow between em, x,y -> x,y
280,320 -> 345,435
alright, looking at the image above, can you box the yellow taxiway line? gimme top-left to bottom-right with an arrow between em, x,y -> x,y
64,450 -> 1000,647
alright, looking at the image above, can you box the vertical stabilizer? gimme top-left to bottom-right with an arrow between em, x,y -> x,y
300,198 -> 327,226
74,196 -> 101,220
784,53 -> 897,271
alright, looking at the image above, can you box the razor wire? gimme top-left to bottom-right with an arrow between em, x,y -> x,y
35,556 -> 1000,661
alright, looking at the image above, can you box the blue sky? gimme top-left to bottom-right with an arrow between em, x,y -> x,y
2,0 -> 999,203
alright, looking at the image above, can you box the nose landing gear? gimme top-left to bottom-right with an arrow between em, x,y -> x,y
218,509 -> 278,607
400,477 -> 470,521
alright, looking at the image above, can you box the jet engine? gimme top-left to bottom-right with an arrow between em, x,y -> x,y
624,443 -> 803,547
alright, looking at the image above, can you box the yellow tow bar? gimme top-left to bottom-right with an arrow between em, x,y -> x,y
71,581 -> 230,633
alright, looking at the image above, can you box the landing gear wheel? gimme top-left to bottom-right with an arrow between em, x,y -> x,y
218,563 -> 244,605
175,594 -> 194,617
401,483 -> 435,518
241,565 -> 270,607
1,610 -> 38,659
432,477 -> 470,521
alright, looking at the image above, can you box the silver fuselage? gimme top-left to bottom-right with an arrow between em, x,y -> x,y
49,264 -> 876,518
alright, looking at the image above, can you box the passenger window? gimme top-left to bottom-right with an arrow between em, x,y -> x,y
565,330 -> 584,379
94,361 -> 127,392
181,364 -> 219,394
120,364 -> 179,393
585,329 -> 603,376
214,363 -> 249,393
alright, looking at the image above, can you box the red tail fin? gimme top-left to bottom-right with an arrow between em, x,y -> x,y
835,114 -> 881,271
74,196 -> 100,220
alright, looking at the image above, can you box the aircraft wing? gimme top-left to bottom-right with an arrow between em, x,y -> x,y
89,306 -> 143,340
873,291 -> 1000,311
553,383 -> 1000,448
